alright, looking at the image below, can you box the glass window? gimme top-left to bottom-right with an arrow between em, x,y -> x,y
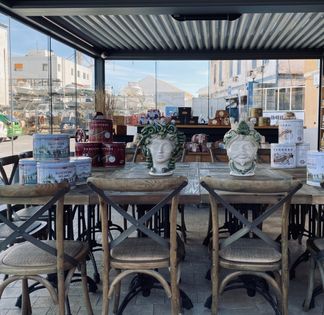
9,17 -> 50,147
237,60 -> 241,75
252,60 -> 257,69
213,64 -> 216,84
278,88 -> 290,111
219,61 -> 223,82
229,61 -> 233,78
58,64 -> 61,72
291,87 -> 304,110
76,51 -> 94,128
265,88 -> 277,111
14,63 -> 23,71
253,89 -> 263,108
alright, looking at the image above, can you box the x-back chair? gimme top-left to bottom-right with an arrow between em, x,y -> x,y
200,176 -> 302,315
0,182 -> 93,315
88,176 -> 188,315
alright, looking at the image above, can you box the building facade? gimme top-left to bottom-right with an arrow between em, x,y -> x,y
11,50 -> 93,90
0,24 -> 9,108
209,59 -> 305,119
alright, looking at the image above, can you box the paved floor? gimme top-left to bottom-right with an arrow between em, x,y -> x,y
1,205 -> 324,315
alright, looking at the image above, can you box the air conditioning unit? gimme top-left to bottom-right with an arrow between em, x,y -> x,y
247,70 -> 254,77
219,81 -> 224,87
232,76 -> 239,82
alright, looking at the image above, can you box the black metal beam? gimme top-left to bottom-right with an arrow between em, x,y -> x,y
102,49 -> 324,61
3,0 -> 324,16
94,57 -> 105,92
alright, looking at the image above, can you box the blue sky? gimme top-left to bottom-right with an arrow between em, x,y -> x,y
0,13 -> 209,96
105,60 -> 209,96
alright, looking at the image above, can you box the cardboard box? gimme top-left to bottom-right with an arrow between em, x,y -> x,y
114,124 -> 127,135
178,107 -> 192,117
113,115 -> 126,125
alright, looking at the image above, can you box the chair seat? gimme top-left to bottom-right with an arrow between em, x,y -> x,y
219,238 -> 281,264
15,205 -> 48,220
111,238 -> 169,262
0,220 -> 47,239
307,238 -> 324,253
0,240 -> 88,274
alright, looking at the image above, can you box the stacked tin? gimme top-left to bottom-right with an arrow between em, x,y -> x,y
75,113 -> 125,168
271,117 -> 308,169
19,134 -> 91,186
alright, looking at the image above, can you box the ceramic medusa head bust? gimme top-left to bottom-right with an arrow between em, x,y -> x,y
223,120 -> 262,176
139,122 -> 185,176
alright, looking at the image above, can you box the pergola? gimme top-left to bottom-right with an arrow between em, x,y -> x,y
0,0 -> 323,142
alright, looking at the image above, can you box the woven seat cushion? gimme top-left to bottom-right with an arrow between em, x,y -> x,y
111,238 -> 169,262
0,220 -> 46,239
220,238 -> 281,264
0,240 -> 86,268
307,238 -> 324,252
15,206 -> 48,220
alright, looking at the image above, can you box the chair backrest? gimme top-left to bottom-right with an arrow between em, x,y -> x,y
200,176 -> 302,257
0,182 -> 75,264
87,176 -> 187,253
0,155 -> 19,185
18,151 -> 33,159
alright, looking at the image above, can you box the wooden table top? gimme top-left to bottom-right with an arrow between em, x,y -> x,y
64,162 -> 323,206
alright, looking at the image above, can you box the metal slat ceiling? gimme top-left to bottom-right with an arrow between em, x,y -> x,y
0,1 -> 323,59
49,13 -> 324,58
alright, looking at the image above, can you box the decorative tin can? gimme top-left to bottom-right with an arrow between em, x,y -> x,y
19,158 -> 37,184
249,107 -> 263,118
278,119 -> 304,144
258,117 -> 271,127
89,118 -> 113,143
296,143 -> 310,167
306,151 -> 324,187
271,143 -> 296,168
75,142 -> 102,167
102,142 -> 126,167
70,156 -> 92,184
37,161 -> 76,186
33,134 -> 70,161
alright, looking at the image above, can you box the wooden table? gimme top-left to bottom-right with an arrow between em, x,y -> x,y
67,162 -> 322,206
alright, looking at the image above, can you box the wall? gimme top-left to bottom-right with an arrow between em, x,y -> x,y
304,59 -> 320,149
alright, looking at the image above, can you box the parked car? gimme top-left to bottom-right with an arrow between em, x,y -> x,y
60,115 -> 87,137
0,114 -> 23,140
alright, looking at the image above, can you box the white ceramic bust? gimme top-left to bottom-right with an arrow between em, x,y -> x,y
147,136 -> 175,175
224,120 -> 262,176
139,122 -> 185,176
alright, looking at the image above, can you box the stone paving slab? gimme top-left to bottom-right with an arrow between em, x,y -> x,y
1,205 -> 324,315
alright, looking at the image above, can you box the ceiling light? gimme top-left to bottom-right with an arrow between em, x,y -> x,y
172,14 -> 241,22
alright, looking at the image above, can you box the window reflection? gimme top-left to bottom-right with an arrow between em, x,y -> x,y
0,10 -> 321,156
